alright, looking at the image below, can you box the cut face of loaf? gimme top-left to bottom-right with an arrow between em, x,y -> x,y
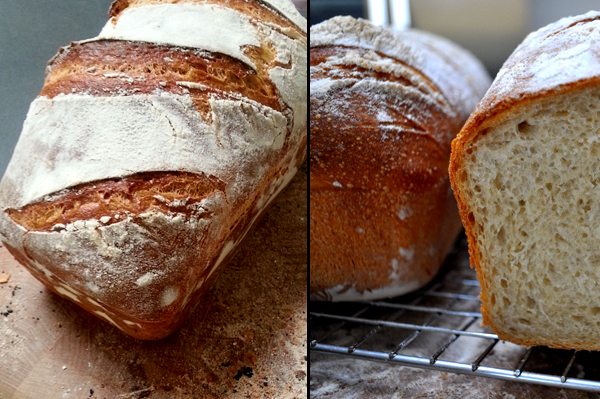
0,0 -> 307,340
456,87 -> 600,349
450,11 -> 600,350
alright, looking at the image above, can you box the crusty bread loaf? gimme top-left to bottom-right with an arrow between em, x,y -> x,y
309,17 -> 490,301
0,0 -> 307,340
450,11 -> 600,350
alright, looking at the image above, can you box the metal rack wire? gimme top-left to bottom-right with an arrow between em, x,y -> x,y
309,237 -> 600,392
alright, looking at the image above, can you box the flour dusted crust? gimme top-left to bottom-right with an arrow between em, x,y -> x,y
309,17 -> 488,125
0,0 -> 306,340
452,10 -> 600,148
309,17 -> 490,301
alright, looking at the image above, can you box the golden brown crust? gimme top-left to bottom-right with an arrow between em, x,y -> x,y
309,37 -> 477,299
310,122 -> 462,297
0,0 -> 307,347
3,233 -> 234,340
43,40 -> 283,120
2,159 -> 303,341
7,172 -> 225,232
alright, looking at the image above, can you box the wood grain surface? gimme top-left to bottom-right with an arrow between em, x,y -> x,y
0,164 -> 307,399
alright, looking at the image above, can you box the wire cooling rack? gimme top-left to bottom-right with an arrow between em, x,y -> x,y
309,236 -> 600,392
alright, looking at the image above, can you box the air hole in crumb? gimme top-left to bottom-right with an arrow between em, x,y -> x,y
514,242 -> 524,252
492,175 -> 504,190
517,121 -> 533,134
497,227 -> 506,245
526,296 -> 536,308
529,146 -> 537,154
518,318 -> 531,325
103,192 -> 111,200
500,279 -> 508,288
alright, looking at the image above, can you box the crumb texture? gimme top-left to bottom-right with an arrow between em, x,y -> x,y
451,10 -> 600,350
459,86 -> 600,348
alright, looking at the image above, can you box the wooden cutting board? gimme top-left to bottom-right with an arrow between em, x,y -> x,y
0,165 -> 307,399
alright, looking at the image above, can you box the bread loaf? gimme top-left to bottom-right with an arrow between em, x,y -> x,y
450,11 -> 600,350
0,0 -> 307,340
309,17 -> 490,301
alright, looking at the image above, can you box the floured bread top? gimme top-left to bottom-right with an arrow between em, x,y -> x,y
463,10 -> 600,135
310,16 -> 490,122
0,0 -> 307,210
96,4 -> 262,68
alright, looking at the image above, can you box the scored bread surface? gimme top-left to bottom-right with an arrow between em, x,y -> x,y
310,17 -> 490,301
450,11 -> 600,350
0,0 -> 307,340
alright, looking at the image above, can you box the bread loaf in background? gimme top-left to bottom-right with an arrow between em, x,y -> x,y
309,17 -> 490,301
0,0 -> 307,340
450,11 -> 600,350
